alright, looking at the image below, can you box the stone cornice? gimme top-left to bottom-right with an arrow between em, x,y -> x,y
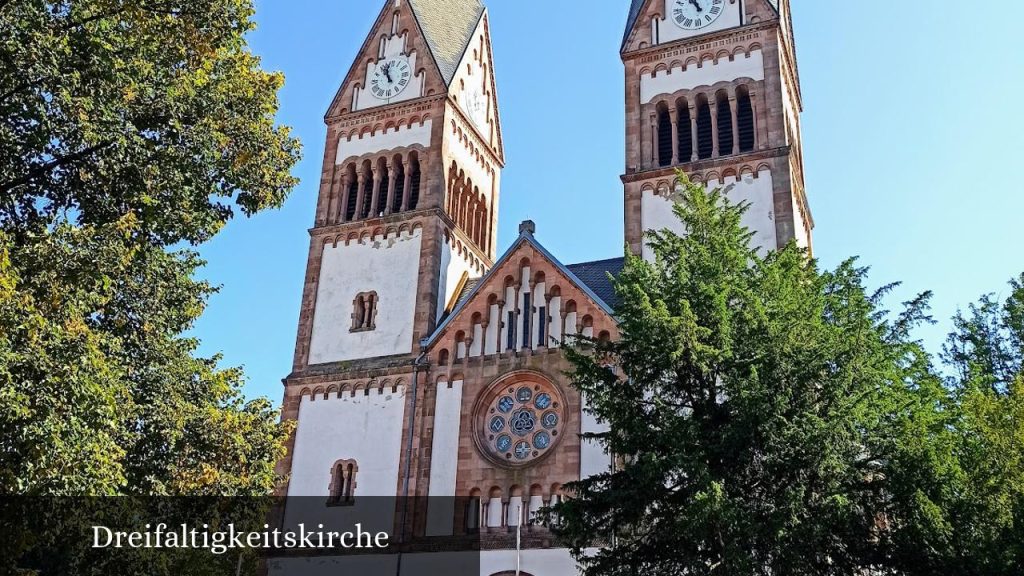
325,94 -> 445,128
620,146 -> 790,183
621,20 -> 779,63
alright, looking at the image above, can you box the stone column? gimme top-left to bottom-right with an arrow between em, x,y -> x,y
479,319 -> 489,358
401,157 -> 413,211
540,292 -> 552,349
649,113 -> 658,168
669,106 -> 679,165
339,171 -> 353,223
385,159 -> 397,215
730,93 -> 740,155
354,169 -> 367,220
511,285 -> 521,353
751,89 -> 766,150
710,99 -> 720,159
689,101 -> 699,161
323,165 -> 337,227
369,165 -> 382,217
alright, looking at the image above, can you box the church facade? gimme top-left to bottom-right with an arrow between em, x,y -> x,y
275,1 -> 810,574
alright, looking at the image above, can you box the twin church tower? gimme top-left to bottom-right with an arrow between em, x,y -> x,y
274,1 -> 809,573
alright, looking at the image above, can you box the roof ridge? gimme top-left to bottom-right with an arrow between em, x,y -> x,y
568,256 -> 626,266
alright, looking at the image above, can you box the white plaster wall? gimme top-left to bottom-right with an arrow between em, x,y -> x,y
792,194 -> 810,250
353,34 -> 425,112
580,393 -> 611,480
548,296 -> 563,346
641,169 -> 778,260
447,131 -> 493,194
641,49 -> 764,104
780,70 -> 800,146
425,380 -> 464,536
438,240 -> 478,321
451,20 -> 492,134
287,388 -> 406,498
654,0 -> 742,45
336,120 -> 432,165
308,230 -> 422,364
485,303 -> 500,354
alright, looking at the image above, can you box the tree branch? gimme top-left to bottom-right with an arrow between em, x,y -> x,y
0,76 -> 50,104
0,141 -> 114,194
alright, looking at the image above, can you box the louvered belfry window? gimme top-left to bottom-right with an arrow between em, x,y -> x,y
409,158 -> 421,210
657,103 -> 672,167
696,96 -> 713,160
737,88 -> 755,153
677,100 -> 693,162
716,92 -> 734,156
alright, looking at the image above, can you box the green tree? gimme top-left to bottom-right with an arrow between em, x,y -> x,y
0,0 -> 300,496
555,174 -> 945,575
891,276 -> 1024,575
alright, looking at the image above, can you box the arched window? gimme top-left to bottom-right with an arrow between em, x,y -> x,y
392,157 -> 405,213
656,102 -> 672,167
329,459 -> 358,506
696,95 -> 713,160
466,489 -> 482,533
716,91 -> 734,156
676,99 -> 693,162
408,155 -> 421,209
375,159 -> 389,217
737,86 -> 755,152
344,164 -> 358,221
360,160 -> 373,219
351,292 -> 378,332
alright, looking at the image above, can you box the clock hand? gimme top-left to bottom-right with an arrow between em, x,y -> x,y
689,0 -> 703,12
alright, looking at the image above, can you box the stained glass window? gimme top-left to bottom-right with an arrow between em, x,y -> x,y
478,377 -> 565,466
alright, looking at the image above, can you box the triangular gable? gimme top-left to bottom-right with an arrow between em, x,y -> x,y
622,0 -> 782,53
324,0 -> 484,118
424,226 -> 619,349
446,11 -> 504,161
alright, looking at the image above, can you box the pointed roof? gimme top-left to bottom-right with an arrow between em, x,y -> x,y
408,0 -> 486,86
622,0 -> 647,51
424,225 -> 623,348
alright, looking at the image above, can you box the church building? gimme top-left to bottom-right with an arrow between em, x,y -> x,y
274,0 -> 810,573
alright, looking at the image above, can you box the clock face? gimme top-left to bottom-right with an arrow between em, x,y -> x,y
671,0 -> 726,31
464,86 -> 487,129
370,56 -> 412,100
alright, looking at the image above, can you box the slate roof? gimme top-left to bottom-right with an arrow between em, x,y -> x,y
408,0 -> 485,86
453,277 -> 480,310
566,257 -> 626,310
622,0 -> 647,50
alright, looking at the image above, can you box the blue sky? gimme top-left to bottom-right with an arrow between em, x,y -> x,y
192,0 -> 1024,402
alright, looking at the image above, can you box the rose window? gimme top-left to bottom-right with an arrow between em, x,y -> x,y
475,376 -> 566,467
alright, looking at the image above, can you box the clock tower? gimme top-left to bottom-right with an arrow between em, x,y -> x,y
621,0 -> 812,257
279,0 -> 503,497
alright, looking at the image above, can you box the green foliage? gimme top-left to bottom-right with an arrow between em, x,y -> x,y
555,173 -> 1023,575
0,0 -> 301,245
0,0 -> 299,497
